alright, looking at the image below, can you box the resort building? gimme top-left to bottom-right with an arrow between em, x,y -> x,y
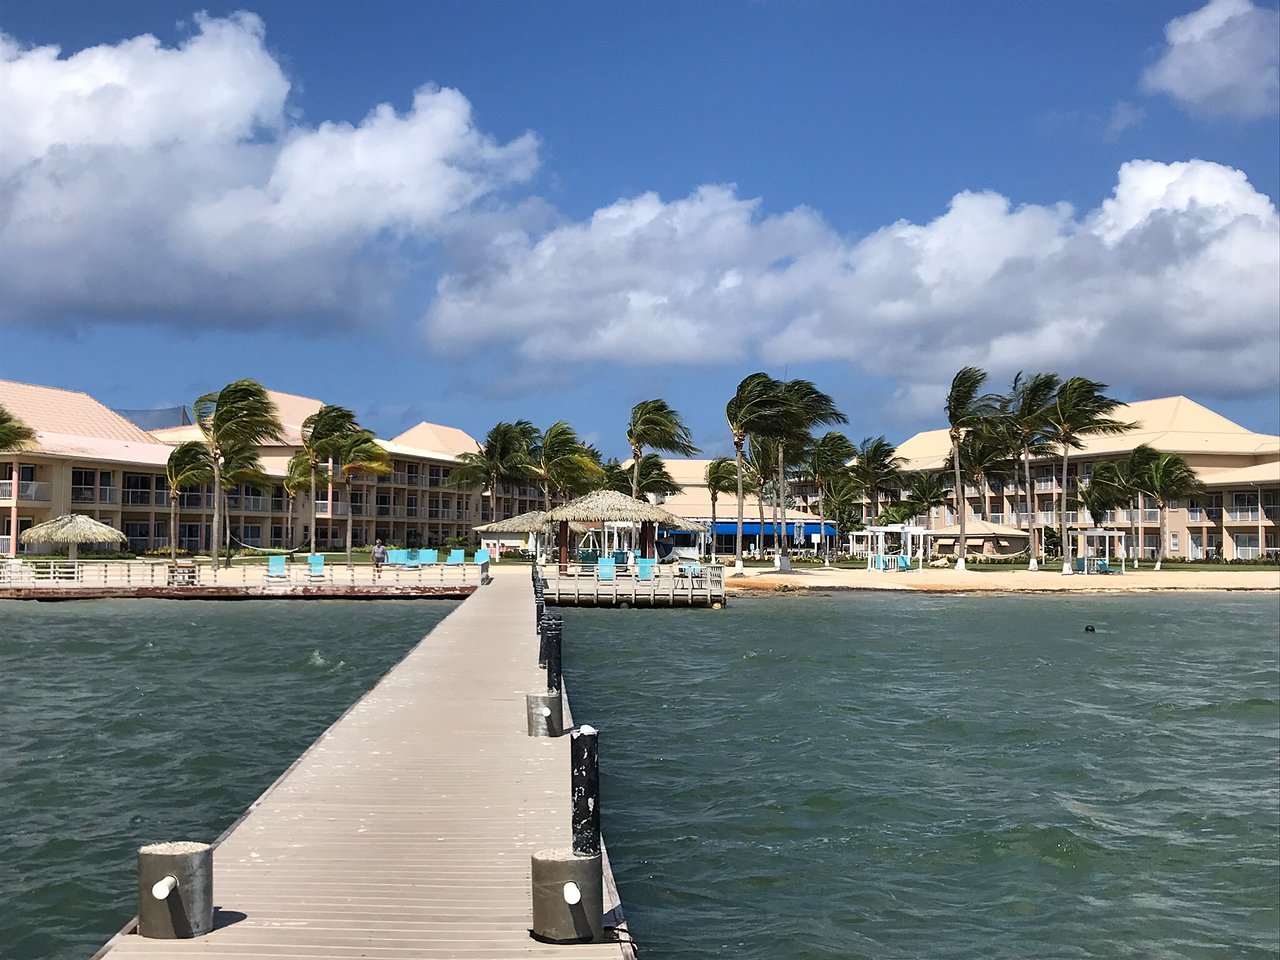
0,379 -> 534,557
894,396 -> 1280,561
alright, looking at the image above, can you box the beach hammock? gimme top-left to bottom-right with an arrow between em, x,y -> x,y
227,532 -> 308,556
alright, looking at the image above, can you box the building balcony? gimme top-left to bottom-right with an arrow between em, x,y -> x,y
390,472 -> 408,485
0,480 -> 54,502
240,496 -> 269,512
178,493 -> 212,509
0,535 -> 10,554
121,490 -> 155,506
1226,507 -> 1261,522
316,502 -> 348,517
391,505 -> 407,518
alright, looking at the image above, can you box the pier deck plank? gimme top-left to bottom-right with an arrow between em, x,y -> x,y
98,575 -> 627,959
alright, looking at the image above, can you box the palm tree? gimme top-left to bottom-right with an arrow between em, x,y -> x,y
745,436 -> 777,556
1138,450 -> 1204,570
605,454 -> 680,498
825,474 -> 864,547
217,440 -> 272,559
801,432 -> 855,564
282,451 -> 312,549
164,441 -> 214,561
1001,372 -> 1061,571
300,405 -> 360,555
769,380 -> 846,567
0,405 -> 36,452
945,366 -> 997,571
957,419 -> 1018,520
531,422 -> 602,508
1093,444 -> 1159,567
450,420 -> 537,528
704,456 -> 739,562
626,399 -> 699,499
1043,378 -> 1135,573
904,471 -> 949,525
193,380 -> 285,569
725,373 -> 787,573
336,430 -> 392,565
849,436 -> 905,526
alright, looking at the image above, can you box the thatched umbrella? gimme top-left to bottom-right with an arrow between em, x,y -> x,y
473,510 -> 555,534
546,490 -> 705,563
20,514 -> 127,562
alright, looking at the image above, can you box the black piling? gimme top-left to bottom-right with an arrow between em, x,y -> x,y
544,614 -> 563,693
570,725 -> 600,858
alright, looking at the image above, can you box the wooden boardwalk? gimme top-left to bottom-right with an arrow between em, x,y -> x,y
95,574 -> 630,959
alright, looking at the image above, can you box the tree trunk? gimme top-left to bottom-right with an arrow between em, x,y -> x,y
223,491 -> 232,568
543,482 -> 551,512
286,495 -> 294,549
1134,496 -> 1143,569
169,493 -> 178,562
777,443 -> 790,562
757,493 -> 767,559
309,466 -> 317,555
345,481 -> 355,566
1060,447 -> 1071,574
1024,447 -> 1037,571
212,457 -> 222,569
952,435 -> 967,571
631,445 -> 641,500
818,487 -> 828,565
733,436 -> 745,575
1155,498 -> 1166,571
709,492 -> 717,562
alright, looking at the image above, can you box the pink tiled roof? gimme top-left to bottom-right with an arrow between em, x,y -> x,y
0,379 -> 159,444
391,422 -> 481,457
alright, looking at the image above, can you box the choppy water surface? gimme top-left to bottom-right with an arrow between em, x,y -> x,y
0,599 -> 455,960
564,593 -> 1280,959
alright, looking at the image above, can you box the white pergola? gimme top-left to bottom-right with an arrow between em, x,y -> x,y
1077,527 -> 1128,575
850,524 -> 932,571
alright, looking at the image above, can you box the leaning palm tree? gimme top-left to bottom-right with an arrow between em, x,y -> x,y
849,436 -> 905,526
164,441 -> 214,560
769,379 -> 846,566
0,404 -> 36,452
336,430 -> 392,566
531,421 -> 603,509
904,471 -> 949,525
450,420 -> 538,527
217,441 -> 273,559
300,405 -> 360,555
945,366 -> 997,571
1096,444 -> 1160,567
193,380 -> 285,569
802,432 -> 855,564
1001,372 -> 1062,570
1140,450 -> 1204,570
725,373 -> 787,573
704,456 -> 740,562
626,399 -> 699,499
745,436 -> 778,556
825,473 -> 864,548
282,450 -> 313,550
1043,378 -> 1135,573
606,454 -> 681,498
957,418 -> 1018,520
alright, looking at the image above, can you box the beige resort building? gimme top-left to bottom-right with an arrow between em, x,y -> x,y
0,379 -> 543,557
892,396 -> 1280,561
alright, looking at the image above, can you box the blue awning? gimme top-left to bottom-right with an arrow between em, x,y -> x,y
705,521 -> 836,536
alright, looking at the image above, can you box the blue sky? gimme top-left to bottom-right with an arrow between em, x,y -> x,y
1,0 -> 1277,456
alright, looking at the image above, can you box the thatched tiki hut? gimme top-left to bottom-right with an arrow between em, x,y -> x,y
473,510 -> 589,560
545,490 -> 704,570
19,514 -> 127,562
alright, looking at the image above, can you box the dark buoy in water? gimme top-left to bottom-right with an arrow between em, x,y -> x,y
1084,624 -> 1096,634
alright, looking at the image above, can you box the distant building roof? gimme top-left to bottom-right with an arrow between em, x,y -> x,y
391,422 -> 481,459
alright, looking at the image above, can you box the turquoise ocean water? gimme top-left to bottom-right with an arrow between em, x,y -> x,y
0,593 -> 1276,959
563,593 -> 1280,959
0,599 -> 456,959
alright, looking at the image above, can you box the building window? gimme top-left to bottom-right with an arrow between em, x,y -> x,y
1169,533 -> 1179,552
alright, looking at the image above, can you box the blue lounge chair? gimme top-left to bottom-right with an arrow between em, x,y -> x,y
1074,557 -> 1087,573
387,549 -> 408,566
307,555 -> 325,579
266,555 -> 287,579
577,549 -> 600,566
1095,559 -> 1111,574
596,557 -> 616,581
474,549 -> 491,565
897,554 -> 912,572
636,558 -> 656,581
446,549 -> 466,565
419,549 -> 439,565
612,550 -> 628,567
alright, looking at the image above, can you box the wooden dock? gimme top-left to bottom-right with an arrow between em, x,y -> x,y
94,573 -> 632,959
539,562 -> 726,608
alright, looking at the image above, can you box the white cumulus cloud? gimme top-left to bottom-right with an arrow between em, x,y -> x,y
425,160 -> 1280,402
0,13 -> 538,327
1142,0 -> 1280,120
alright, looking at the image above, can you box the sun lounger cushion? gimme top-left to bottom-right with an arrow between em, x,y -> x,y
446,549 -> 465,565
474,549 -> 490,565
308,555 -> 325,577
636,558 -> 656,581
267,555 -> 287,577
596,557 -> 616,581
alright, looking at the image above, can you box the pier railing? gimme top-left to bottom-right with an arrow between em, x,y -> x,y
537,561 -> 725,607
0,558 -> 488,590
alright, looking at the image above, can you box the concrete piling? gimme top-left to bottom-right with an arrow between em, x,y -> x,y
136,841 -> 213,939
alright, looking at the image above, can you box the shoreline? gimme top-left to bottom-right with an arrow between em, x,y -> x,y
719,564 -> 1280,595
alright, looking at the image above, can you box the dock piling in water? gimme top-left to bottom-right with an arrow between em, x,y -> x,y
571,725 -> 601,858
545,614 -> 564,693
136,841 -> 213,939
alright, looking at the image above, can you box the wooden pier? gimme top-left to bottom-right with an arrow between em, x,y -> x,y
93,573 -> 632,958
539,562 -> 727,608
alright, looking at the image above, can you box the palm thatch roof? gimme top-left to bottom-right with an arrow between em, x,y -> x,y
20,514 -> 127,545
474,510 -> 591,535
546,490 -> 706,532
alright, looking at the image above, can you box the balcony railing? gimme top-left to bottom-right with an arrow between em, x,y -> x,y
71,486 -> 97,504
0,480 -> 53,501
0,535 -> 9,554
318,502 -> 348,517
392,505 -> 407,518
178,492 -> 212,508
1227,506 -> 1261,521
1266,505 -> 1280,521
391,472 -> 408,485
240,496 -> 269,512
121,490 -> 153,506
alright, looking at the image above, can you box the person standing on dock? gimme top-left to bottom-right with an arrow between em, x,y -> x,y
372,539 -> 387,574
